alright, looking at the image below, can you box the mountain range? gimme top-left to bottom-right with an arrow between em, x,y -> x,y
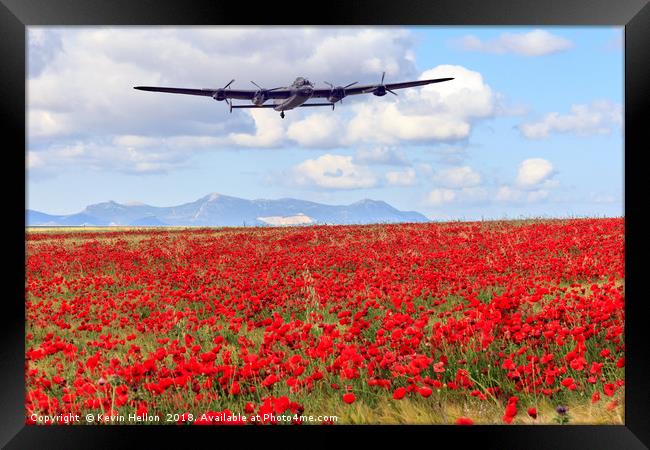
26,193 -> 430,227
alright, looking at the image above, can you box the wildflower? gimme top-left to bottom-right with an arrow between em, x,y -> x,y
455,417 -> 474,425
393,387 -> 407,400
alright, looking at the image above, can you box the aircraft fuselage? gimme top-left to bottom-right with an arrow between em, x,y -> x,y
273,86 -> 314,111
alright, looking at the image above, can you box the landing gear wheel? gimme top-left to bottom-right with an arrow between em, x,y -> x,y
280,111 -> 285,119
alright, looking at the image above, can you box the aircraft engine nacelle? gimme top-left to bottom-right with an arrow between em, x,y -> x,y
212,89 -> 227,101
373,86 -> 387,97
327,87 -> 346,103
252,91 -> 267,106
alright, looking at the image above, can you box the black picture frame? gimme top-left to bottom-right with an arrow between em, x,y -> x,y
2,0 -> 648,448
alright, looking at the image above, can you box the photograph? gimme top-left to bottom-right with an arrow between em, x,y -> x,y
23,25 -> 628,427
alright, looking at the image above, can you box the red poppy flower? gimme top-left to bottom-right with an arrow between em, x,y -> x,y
603,383 -> 616,397
419,387 -> 433,398
455,417 -> 474,425
393,387 -> 407,400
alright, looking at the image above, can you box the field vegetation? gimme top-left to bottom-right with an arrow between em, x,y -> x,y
25,219 -> 624,425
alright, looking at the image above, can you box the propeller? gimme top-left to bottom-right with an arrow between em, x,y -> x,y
224,79 -> 234,113
212,79 -> 236,113
364,72 -> 398,97
250,81 -> 283,106
379,71 -> 398,96
324,80 -> 358,104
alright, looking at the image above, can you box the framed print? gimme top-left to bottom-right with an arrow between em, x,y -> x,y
2,0 -> 649,447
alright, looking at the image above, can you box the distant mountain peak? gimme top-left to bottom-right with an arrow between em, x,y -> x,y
28,193 -> 430,227
353,198 -> 391,207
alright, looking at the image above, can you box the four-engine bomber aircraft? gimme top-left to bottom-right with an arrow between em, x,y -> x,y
134,72 -> 453,118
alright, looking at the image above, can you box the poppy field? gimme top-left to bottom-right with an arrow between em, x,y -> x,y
25,218 -> 625,425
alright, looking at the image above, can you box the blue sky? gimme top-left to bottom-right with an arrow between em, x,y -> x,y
27,27 -> 623,220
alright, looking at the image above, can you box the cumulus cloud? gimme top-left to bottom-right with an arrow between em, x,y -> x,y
290,154 -> 377,189
423,158 -> 559,207
515,158 -> 555,188
385,168 -> 417,186
346,65 -> 497,145
456,29 -> 573,56
495,158 -> 558,204
518,100 -> 622,139
286,113 -> 343,148
426,188 -> 457,206
432,166 -> 482,188
229,109 -> 286,147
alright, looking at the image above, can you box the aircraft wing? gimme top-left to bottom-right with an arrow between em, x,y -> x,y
311,77 -> 454,98
133,86 -> 294,100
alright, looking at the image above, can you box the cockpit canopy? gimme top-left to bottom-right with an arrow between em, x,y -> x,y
293,77 -> 313,87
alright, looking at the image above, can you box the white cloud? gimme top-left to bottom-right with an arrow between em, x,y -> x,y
385,168 -> 417,186
432,165 -> 482,188
346,103 -> 470,144
515,158 -> 555,188
286,113 -> 342,148
28,110 -> 74,139
518,100 -> 622,139
345,65 -> 496,145
426,189 -> 456,206
456,30 -> 573,56
229,109 -> 286,147
494,158 -> 558,204
301,29 -> 416,80
291,154 -> 377,189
